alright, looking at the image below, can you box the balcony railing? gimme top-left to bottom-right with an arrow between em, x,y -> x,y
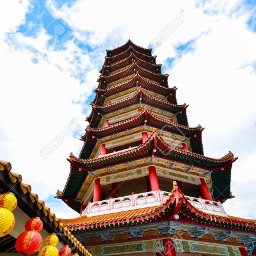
185,196 -> 227,216
82,190 -> 171,216
81,191 -> 227,217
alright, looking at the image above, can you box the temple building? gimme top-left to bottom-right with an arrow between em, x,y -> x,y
57,40 -> 256,256
0,160 -> 91,255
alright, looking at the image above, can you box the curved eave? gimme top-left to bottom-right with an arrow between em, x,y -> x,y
82,109 -> 193,159
68,134 -> 236,171
155,135 -> 236,169
104,46 -> 156,65
106,40 -> 152,57
99,63 -> 167,84
178,194 -> 256,232
0,161 -> 91,255
88,110 -> 201,139
100,53 -> 161,75
81,110 -> 203,161
93,90 -> 185,116
94,77 -> 176,106
61,189 -> 256,233
97,71 -> 172,95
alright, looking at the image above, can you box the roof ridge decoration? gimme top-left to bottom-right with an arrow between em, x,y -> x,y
104,46 -> 156,66
87,109 -> 201,134
102,62 -> 166,81
93,90 -> 184,112
106,40 -> 152,56
96,74 -> 174,94
105,45 -> 154,60
68,133 -> 235,169
101,52 -> 162,73
60,188 -> 256,232
0,160 -> 91,256
96,73 -> 171,93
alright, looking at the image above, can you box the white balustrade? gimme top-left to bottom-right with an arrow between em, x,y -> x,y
81,191 -> 227,217
185,196 -> 227,216
82,190 -> 172,217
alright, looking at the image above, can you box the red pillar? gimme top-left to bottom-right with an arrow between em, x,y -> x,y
163,238 -> 176,256
200,178 -> 213,200
101,144 -> 107,155
93,178 -> 101,202
110,182 -> 119,198
105,119 -> 110,127
149,166 -> 160,191
142,131 -> 148,143
239,247 -> 248,256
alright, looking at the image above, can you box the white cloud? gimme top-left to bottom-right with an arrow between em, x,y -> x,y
1,0 -> 256,220
0,0 -> 30,37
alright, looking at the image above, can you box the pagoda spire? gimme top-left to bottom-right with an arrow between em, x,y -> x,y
56,41 -> 255,256
59,41 -> 237,213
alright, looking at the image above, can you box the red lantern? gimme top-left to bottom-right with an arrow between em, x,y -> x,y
25,217 -> 43,231
15,230 -> 43,254
59,245 -> 72,256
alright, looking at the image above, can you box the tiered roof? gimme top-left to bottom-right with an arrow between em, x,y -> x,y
61,189 -> 256,233
94,75 -> 177,105
81,109 -> 203,159
70,134 -> 235,170
87,90 -> 188,128
59,133 -> 236,207
106,40 -> 152,56
0,160 -> 91,256
59,40 -> 237,214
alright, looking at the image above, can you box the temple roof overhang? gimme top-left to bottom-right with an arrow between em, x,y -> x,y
87,109 -> 202,139
0,160 -> 91,256
94,75 -> 177,105
103,45 -> 156,65
88,90 -> 188,127
59,134 -> 235,206
70,134 -> 235,170
100,53 -> 162,75
80,110 -> 203,158
105,40 -> 152,57
60,189 -> 256,233
98,63 -> 168,85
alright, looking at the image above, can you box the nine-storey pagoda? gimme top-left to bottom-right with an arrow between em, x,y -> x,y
57,40 -> 256,256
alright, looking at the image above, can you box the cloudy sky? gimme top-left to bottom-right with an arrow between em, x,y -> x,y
0,0 -> 256,219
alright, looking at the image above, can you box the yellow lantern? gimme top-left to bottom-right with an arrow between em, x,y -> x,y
0,207 -> 15,237
46,233 -> 59,246
39,245 -> 59,256
73,253 -> 79,256
0,192 -> 17,211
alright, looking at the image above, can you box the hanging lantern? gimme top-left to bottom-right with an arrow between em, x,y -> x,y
72,253 -> 79,256
15,230 -> 43,254
39,245 -> 59,256
46,233 -> 59,246
0,207 -> 15,237
59,245 -> 72,256
0,192 -> 17,211
25,217 -> 43,231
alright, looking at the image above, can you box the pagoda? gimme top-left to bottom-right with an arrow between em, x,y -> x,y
57,40 -> 256,256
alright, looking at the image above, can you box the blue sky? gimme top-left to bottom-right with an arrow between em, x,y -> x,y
1,0 -> 256,218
